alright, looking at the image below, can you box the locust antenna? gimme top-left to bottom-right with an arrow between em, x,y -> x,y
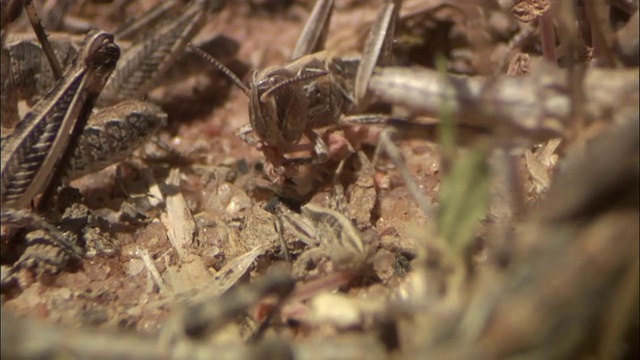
189,44 -> 250,96
3,0 -> 65,79
23,0 -> 63,78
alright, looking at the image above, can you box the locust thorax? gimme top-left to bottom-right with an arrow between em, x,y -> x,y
249,66 -> 310,149
297,57 -> 348,128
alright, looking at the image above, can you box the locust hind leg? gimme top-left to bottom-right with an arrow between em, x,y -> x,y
1,45 -> 19,128
1,208 -> 84,285
346,0 -> 435,217
1,209 -> 83,257
339,113 -> 434,217
374,122 -> 433,217
354,0 -> 401,106
98,0 -> 225,105
291,0 -> 335,60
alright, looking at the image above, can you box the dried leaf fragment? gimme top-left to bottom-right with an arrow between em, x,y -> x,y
507,53 -> 531,76
161,168 -> 196,261
511,0 -> 550,23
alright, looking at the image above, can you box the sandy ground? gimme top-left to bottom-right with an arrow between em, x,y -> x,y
2,1 -> 638,358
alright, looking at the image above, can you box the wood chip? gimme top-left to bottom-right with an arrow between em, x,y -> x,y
161,168 -> 196,261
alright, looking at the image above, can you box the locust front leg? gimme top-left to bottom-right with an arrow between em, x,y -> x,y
303,128 -> 330,164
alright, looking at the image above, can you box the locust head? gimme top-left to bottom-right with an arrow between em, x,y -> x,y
248,66 -> 312,149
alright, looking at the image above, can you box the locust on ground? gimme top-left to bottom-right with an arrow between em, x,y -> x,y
192,0 -> 404,201
1,0 -> 225,285
193,0 -> 638,209
188,0 -> 402,281
1,29 -> 121,281
3,0 -> 224,176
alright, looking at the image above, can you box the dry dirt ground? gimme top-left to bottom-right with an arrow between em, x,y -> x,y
2,0 -> 639,359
